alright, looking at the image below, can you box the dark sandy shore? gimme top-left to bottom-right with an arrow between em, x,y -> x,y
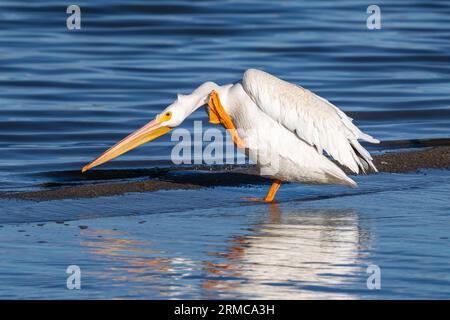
2,146 -> 450,201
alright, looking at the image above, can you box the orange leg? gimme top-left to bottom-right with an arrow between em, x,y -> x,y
242,179 -> 283,203
208,91 -> 245,149
264,179 -> 282,202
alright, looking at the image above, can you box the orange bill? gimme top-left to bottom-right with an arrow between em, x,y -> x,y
209,90 -> 245,149
81,118 -> 172,172
207,104 -> 221,124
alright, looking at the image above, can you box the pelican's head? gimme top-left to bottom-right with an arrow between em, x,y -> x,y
157,94 -> 194,127
81,95 -> 191,173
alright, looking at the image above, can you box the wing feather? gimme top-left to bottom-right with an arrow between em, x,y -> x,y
242,69 -> 379,174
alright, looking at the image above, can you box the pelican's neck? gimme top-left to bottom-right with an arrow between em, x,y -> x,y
192,81 -> 220,111
183,81 -> 221,114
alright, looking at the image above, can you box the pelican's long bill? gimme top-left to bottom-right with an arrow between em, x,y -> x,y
81,118 -> 172,173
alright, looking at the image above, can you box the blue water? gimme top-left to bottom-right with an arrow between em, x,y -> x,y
0,0 -> 449,299
1,171 -> 449,299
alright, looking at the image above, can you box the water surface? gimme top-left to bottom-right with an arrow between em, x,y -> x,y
1,171 -> 449,299
1,0 -> 450,190
0,0 -> 449,299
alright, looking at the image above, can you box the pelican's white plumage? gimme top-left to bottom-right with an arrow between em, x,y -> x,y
83,68 -> 380,201
242,69 -> 379,174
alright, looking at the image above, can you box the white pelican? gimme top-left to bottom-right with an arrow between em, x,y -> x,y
82,69 -> 379,202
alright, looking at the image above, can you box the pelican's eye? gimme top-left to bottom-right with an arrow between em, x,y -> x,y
160,111 -> 172,122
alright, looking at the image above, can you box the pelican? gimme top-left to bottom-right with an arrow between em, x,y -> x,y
82,69 -> 379,202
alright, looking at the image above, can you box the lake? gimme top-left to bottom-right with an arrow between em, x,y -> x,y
0,0 -> 449,299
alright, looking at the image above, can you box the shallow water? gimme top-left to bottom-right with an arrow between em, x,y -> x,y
1,170 -> 449,299
0,0 -> 450,299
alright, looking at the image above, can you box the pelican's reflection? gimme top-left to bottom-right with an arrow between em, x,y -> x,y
78,205 -> 370,299
203,204 -> 370,299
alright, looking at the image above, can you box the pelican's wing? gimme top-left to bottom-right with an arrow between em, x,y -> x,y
242,69 -> 379,173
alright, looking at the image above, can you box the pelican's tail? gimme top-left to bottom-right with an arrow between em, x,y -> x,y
336,173 -> 358,188
324,164 -> 358,188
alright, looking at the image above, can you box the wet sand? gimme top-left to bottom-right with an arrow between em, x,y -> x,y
372,146 -> 450,173
2,146 -> 450,201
